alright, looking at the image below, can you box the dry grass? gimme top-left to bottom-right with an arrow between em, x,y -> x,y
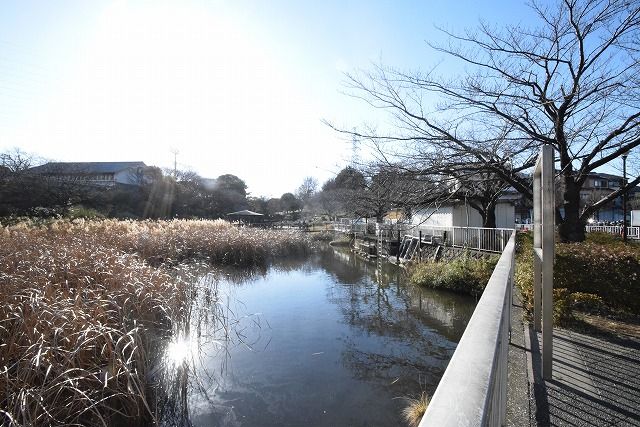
0,219 -> 312,426
401,392 -> 430,427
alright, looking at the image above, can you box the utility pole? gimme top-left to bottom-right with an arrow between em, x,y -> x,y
623,151 -> 628,242
170,148 -> 179,179
350,133 -> 359,167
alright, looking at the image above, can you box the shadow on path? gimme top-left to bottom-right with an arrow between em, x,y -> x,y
530,328 -> 640,426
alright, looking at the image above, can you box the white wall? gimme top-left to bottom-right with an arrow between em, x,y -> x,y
412,202 -> 515,228
452,205 -> 484,227
412,206 -> 453,227
495,203 -> 515,229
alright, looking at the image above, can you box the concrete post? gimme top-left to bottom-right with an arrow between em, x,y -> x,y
541,144 -> 555,379
533,167 -> 542,332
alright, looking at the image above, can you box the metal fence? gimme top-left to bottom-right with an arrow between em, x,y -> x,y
518,224 -> 640,240
585,225 -> 640,239
419,231 -> 516,426
408,225 -> 513,253
330,220 -> 513,253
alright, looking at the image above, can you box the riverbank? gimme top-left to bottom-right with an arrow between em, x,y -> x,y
408,254 -> 499,297
0,219 -> 312,426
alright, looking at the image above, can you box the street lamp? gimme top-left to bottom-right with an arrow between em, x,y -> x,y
622,151 -> 629,242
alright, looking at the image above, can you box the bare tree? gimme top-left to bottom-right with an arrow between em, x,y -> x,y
330,0 -> 640,242
295,176 -> 319,205
0,148 -> 39,173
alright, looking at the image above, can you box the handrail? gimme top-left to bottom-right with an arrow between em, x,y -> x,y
419,231 -> 515,426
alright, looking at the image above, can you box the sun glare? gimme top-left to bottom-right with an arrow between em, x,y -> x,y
166,336 -> 194,364
15,1 -> 322,194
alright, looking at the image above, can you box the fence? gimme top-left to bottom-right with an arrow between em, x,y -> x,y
408,225 -> 513,253
330,220 -> 513,253
418,231 -> 515,426
586,225 -> 640,239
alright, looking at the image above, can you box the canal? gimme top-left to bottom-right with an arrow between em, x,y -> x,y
163,247 -> 476,426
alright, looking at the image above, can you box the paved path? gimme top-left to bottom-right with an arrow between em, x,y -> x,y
507,289 -> 640,426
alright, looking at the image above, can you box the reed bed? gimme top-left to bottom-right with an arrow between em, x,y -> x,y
0,219 -> 312,426
55,218 -> 312,266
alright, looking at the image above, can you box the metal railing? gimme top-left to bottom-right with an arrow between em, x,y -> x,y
518,224 -> 640,240
419,232 -> 516,426
330,220 -> 513,253
586,225 -> 640,239
408,225 -> 513,253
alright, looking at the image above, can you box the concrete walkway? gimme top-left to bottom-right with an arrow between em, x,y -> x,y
507,290 -> 640,426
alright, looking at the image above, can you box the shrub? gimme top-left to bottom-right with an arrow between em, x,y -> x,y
67,205 -> 105,220
571,292 -> 605,314
514,231 -> 640,325
410,254 -> 499,296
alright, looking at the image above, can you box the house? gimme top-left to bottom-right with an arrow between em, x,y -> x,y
577,172 -> 640,222
511,171 -> 640,224
29,162 -> 148,187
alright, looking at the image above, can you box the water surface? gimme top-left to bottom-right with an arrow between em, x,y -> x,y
171,248 -> 475,426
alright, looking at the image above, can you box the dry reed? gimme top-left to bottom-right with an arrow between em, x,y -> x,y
401,392 -> 430,427
0,219 -> 311,426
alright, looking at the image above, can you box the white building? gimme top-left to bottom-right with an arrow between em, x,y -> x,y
411,201 -> 516,229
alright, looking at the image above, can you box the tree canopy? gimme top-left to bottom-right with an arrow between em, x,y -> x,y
331,0 -> 640,241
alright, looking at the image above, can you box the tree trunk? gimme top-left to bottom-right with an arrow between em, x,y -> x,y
557,174 -> 585,242
483,200 -> 497,228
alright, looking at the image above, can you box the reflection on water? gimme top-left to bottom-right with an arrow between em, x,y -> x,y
160,247 -> 475,427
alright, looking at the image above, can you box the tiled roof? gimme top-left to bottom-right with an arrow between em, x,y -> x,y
30,162 -> 146,174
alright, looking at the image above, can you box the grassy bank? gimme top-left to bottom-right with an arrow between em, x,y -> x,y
0,219 -> 312,426
515,232 -> 640,325
409,254 -> 499,297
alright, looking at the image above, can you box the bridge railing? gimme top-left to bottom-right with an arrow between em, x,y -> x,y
419,231 -> 516,427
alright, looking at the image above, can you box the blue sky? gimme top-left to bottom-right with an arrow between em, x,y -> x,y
0,0 -> 534,197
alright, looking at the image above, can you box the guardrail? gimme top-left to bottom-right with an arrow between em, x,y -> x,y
419,231 -> 516,426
